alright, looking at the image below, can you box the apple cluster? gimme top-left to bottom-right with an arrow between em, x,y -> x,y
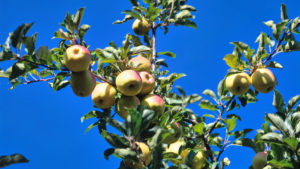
64,45 -> 165,121
225,68 -> 277,96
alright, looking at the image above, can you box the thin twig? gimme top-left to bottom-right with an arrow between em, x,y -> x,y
17,57 -> 68,71
92,73 -> 114,86
151,25 -> 157,72
24,77 -> 55,84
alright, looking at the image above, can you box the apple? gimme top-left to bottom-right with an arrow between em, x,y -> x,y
163,122 -> 182,144
225,72 -> 251,95
166,138 -> 188,164
91,82 -> 117,109
142,94 -> 165,115
190,150 -> 206,169
134,142 -> 152,168
116,70 -> 142,96
64,45 -> 91,72
70,70 -> 96,97
139,71 -> 155,95
252,152 -> 268,169
128,55 -> 152,72
132,18 -> 151,36
116,96 -> 140,119
251,68 -> 276,93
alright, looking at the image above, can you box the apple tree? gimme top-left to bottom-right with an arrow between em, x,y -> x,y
0,0 -> 300,169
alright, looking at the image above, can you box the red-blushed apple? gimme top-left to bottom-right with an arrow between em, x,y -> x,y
64,45 -> 91,72
252,152 -> 268,169
142,94 -> 165,115
116,70 -> 142,96
70,70 -> 96,97
251,68 -> 276,93
139,71 -> 155,95
116,96 -> 140,119
132,18 -> 151,36
128,55 -> 152,72
91,82 -> 117,109
225,72 -> 251,95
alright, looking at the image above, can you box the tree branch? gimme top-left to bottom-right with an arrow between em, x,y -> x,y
24,77 -> 55,84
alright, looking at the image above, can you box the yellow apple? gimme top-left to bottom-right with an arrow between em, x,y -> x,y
225,72 -> 251,95
190,150 -> 206,169
132,18 -> 151,36
134,142 -> 152,168
64,45 -> 91,72
138,71 -> 155,95
128,55 -> 152,72
163,122 -> 182,144
91,82 -> 117,109
166,138 -> 188,164
251,68 -> 276,93
116,70 -> 142,96
70,70 -> 96,97
116,96 -> 140,119
142,94 -> 165,115
252,152 -> 267,169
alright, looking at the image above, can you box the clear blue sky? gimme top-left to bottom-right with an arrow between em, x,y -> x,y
0,0 -> 300,169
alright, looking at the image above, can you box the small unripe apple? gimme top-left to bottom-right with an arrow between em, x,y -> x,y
225,72 -> 251,95
132,18 -> 151,36
139,71 -> 155,95
163,122 -> 182,144
116,70 -> 142,96
252,152 -> 268,169
64,45 -> 91,72
70,70 -> 96,97
128,55 -> 152,72
134,142 -> 152,168
251,68 -> 276,93
116,96 -> 140,119
91,83 -> 117,109
142,94 -> 165,115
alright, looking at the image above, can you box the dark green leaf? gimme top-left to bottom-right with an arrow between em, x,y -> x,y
122,10 -> 141,20
73,8 -> 85,30
104,148 -> 115,160
202,89 -> 217,100
260,133 -> 283,145
114,148 -> 139,162
232,138 -> 257,152
282,137 -> 298,151
101,130 -> 129,148
232,129 -> 253,139
199,100 -> 219,111
53,29 -> 74,40
78,24 -> 90,40
113,15 -> 134,24
11,23 -> 34,50
273,90 -> 286,117
281,4 -> 288,21
81,110 -> 103,122
9,61 -> 38,80
265,113 -> 291,137
286,95 -> 300,113
266,61 -> 283,69
269,159 -> 293,168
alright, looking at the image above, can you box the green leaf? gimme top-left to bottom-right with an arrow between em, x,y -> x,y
9,62 -> 38,80
224,118 -> 237,133
53,28 -> 74,40
265,113 -> 291,137
217,79 -> 226,97
188,94 -> 202,104
231,129 -> 253,139
282,137 -> 298,151
266,61 -> 283,69
52,72 -> 69,91
180,5 -> 197,11
128,45 -> 150,55
175,10 -> 193,20
81,110 -> 103,123
85,121 -> 99,133
122,10 -> 141,20
39,69 -> 54,78
101,130 -> 129,148
199,99 -> 219,111
23,33 -> 37,55
36,46 -> 52,65
290,17 -> 300,34
175,19 -> 197,29
223,54 -> 238,68
232,138 -> 257,152
11,23 -> 34,50
113,148 -> 139,162
73,8 -> 85,30
157,51 -> 176,58
194,122 -> 205,135
129,0 -> 139,6
269,159 -> 293,168
202,89 -> 217,100
273,90 -> 286,117
286,95 -> 300,113
113,15 -> 134,24
104,148 -> 115,160
280,4 -> 288,21
78,24 -> 90,40
260,133 -> 283,145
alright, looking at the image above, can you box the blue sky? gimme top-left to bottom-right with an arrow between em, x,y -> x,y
0,0 -> 300,169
